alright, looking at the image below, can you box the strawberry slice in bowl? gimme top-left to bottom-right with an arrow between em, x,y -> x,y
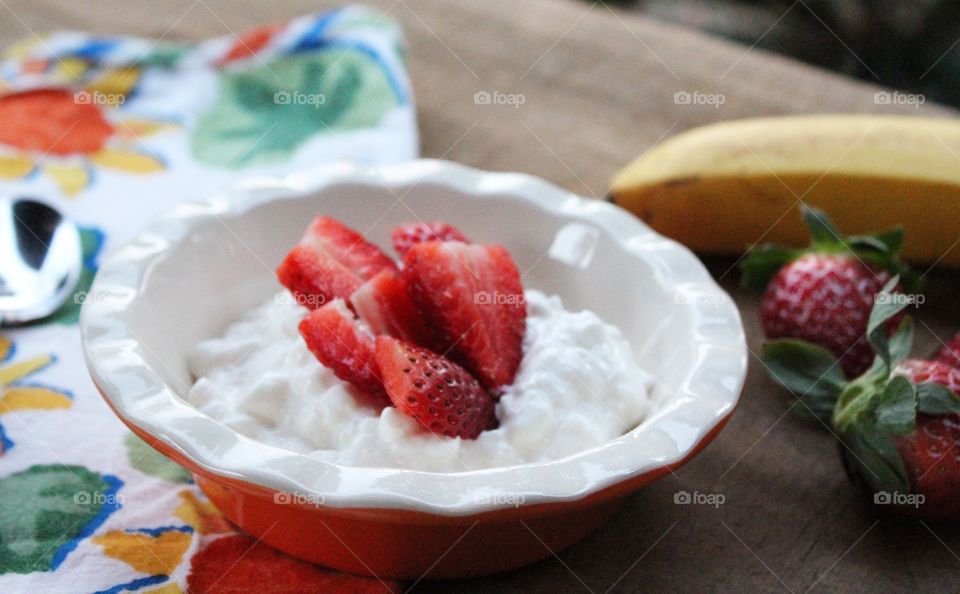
375,335 -> 497,439
278,216 -> 397,309
403,241 -> 526,392
391,221 -> 469,258
298,298 -> 387,404
349,270 -> 427,345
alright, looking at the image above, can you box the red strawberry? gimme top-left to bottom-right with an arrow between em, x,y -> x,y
298,299 -> 386,403
278,216 -> 397,309
402,241 -> 525,390
349,270 -> 426,344
375,336 -> 497,439
743,205 -> 914,378
391,222 -> 469,258
934,332 -> 960,369
760,253 -> 900,378
764,285 -> 960,521
889,360 -> 960,520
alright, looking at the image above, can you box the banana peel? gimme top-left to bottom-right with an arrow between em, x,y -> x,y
608,115 -> 960,267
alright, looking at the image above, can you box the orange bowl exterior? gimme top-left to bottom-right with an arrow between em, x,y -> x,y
195,474 -> 625,579
107,384 -> 733,580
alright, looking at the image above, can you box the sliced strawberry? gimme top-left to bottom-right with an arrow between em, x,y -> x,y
298,299 -> 386,403
375,336 -> 497,439
349,270 -> 427,344
278,216 -> 397,309
391,222 -> 469,258
403,242 -> 525,390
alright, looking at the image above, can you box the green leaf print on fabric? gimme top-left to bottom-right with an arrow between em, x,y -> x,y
136,44 -> 189,69
124,433 -> 192,484
191,50 -> 399,168
0,464 -> 122,573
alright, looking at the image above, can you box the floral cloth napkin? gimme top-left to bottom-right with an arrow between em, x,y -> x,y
0,8 -> 414,593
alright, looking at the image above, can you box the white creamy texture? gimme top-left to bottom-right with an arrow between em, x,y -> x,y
187,290 -> 654,471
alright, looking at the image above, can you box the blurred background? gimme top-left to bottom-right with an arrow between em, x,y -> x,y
610,0 -> 959,107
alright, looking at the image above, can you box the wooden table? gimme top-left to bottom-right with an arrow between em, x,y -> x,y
6,1 -> 959,591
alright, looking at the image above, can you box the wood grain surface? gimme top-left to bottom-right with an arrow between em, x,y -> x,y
4,1 -> 959,591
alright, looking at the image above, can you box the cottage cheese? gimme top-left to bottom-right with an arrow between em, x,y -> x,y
187,290 -> 654,471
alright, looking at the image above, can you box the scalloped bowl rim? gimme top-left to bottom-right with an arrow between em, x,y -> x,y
81,159 -> 747,516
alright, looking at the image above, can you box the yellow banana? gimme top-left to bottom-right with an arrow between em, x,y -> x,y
609,115 -> 960,267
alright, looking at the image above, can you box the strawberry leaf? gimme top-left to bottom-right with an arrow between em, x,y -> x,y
847,227 -> 922,292
896,268 -> 922,295
802,204 -> 844,247
848,228 -> 904,258
888,316 -> 914,370
844,422 -> 910,495
867,276 -> 909,371
741,204 -> 919,293
762,340 -> 846,420
739,245 -> 799,292
874,376 -> 917,436
916,382 -> 960,415
853,236 -> 923,302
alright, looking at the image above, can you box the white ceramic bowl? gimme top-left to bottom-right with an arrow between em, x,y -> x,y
81,160 -> 747,578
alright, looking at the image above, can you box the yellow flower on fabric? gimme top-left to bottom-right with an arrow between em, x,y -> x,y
0,336 -> 72,414
174,490 -> 232,535
93,528 -> 193,576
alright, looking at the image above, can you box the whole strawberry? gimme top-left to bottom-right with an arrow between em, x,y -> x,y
934,331 -> 960,369
764,281 -> 960,521
743,205 -> 915,378
887,359 -> 960,519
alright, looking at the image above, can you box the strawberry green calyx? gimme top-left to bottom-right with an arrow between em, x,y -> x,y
762,278 -> 960,497
761,339 -> 847,421
740,204 -> 918,292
